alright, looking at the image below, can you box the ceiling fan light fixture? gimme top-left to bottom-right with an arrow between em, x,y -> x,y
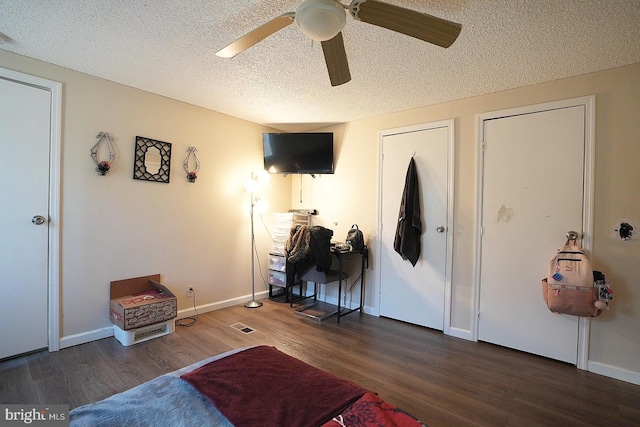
295,0 -> 346,42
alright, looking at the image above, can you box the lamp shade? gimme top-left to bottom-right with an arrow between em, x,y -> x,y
295,0 -> 346,42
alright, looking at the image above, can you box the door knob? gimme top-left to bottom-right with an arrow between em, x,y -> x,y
436,226 -> 446,233
32,215 -> 46,225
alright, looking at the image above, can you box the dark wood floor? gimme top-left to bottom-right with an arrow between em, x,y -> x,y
1,300 -> 639,426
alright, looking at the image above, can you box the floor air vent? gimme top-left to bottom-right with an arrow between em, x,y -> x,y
230,323 -> 256,334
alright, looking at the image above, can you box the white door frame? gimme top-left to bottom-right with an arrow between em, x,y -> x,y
473,96 -> 595,369
1,67 -> 62,353
376,119 -> 455,334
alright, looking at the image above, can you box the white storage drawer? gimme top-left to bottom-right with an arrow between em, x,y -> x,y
274,212 -> 309,222
268,270 -> 286,288
273,213 -> 310,229
268,212 -> 311,300
272,241 -> 286,254
273,223 -> 293,236
268,254 -> 286,272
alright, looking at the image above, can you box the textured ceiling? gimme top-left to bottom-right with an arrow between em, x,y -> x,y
1,0 -> 639,131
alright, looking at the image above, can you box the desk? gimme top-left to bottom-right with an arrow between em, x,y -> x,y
294,246 -> 368,323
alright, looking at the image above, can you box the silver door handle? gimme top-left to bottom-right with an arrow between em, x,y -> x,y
436,226 -> 446,233
566,231 -> 579,240
32,215 -> 46,225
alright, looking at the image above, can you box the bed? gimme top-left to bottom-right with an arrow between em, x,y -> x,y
70,345 -> 424,427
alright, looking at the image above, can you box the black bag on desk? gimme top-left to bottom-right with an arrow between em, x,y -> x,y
345,224 -> 365,251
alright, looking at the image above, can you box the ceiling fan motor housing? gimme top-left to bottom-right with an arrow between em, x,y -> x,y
295,0 -> 346,41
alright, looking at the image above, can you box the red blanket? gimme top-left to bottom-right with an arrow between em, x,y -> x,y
181,346 -> 367,427
321,392 -> 424,427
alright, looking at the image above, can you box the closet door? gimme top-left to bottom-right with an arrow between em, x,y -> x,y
477,100 -> 593,364
0,76 -> 51,359
379,122 -> 453,330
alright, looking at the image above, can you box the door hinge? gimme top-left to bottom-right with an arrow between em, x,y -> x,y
477,311 -> 481,319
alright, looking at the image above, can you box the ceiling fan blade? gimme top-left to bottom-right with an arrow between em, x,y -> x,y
321,32 -> 351,87
351,0 -> 461,48
216,13 -> 295,58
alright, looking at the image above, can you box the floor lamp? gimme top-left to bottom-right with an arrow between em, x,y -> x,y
244,172 -> 267,308
245,194 -> 262,308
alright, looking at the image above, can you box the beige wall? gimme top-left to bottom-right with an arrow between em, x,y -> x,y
0,50 -> 292,339
293,63 -> 640,379
2,48 -> 638,382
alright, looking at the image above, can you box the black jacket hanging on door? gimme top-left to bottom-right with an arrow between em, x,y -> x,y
394,157 -> 421,266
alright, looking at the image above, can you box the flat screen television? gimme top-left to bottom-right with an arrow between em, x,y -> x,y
262,132 -> 334,175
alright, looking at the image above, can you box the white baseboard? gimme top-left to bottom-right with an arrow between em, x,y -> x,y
59,291 -> 269,349
446,326 -> 474,341
317,295 -> 361,312
362,304 -> 377,316
588,360 -> 640,386
177,290 -> 267,318
60,326 -> 114,349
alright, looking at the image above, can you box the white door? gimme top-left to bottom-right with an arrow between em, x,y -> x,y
379,122 -> 453,330
0,76 -> 51,359
477,100 -> 593,364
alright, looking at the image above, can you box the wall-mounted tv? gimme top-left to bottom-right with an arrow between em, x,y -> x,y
262,132 -> 334,175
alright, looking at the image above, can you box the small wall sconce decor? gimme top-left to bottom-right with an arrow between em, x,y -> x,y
133,136 -> 172,183
91,132 -> 116,175
183,147 -> 200,183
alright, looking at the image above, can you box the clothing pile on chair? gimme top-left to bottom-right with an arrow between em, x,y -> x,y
285,225 -> 333,287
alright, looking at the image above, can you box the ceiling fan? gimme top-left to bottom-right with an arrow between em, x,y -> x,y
215,0 -> 462,87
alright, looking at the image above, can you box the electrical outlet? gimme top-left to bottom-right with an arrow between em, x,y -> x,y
186,286 -> 195,297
